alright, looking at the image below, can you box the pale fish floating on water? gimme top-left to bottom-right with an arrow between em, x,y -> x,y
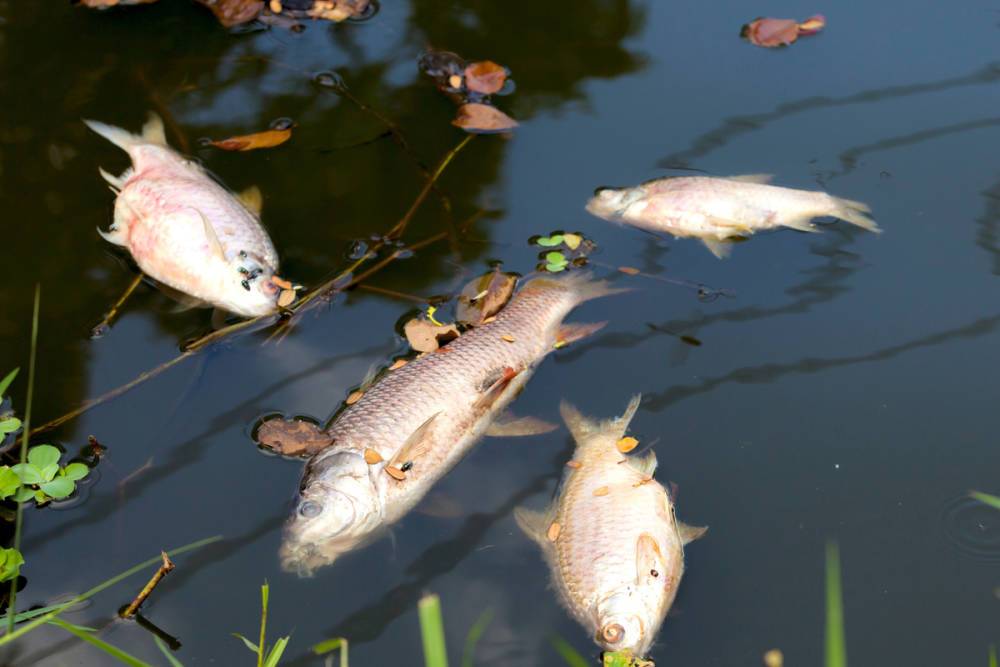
515,396 -> 706,658
281,272 -> 622,576
586,174 -> 880,258
84,113 -> 294,316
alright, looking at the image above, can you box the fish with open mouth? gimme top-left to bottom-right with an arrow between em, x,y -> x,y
281,272 -> 621,576
586,174 -> 880,258
515,396 -> 706,658
84,113 -> 294,316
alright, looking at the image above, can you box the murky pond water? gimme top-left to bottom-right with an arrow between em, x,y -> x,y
2,0 -> 999,664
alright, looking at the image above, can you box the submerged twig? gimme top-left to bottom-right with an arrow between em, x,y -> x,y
91,273 -> 144,338
121,551 -> 175,619
134,613 -> 182,651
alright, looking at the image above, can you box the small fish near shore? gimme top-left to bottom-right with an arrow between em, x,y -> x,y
586,174 -> 880,258
281,273 -> 622,576
84,113 -> 295,317
515,396 -> 705,658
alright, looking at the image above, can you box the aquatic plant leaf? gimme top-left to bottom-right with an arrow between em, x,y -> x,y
971,491 -> 1000,511
0,368 -> 18,397
12,487 -> 35,503
39,477 -> 75,500
63,463 -> 90,482
535,235 -> 564,247
232,633 -> 260,653
562,233 -> 583,250
313,636 -> 348,655
153,636 -> 184,667
825,541 -> 847,667
263,636 -> 290,667
0,548 -> 22,583
207,128 -> 292,152
990,645 -> 997,667
194,0 -> 264,27
0,418 -> 20,435
456,269 -> 518,327
39,463 -> 59,483
418,594 -> 448,667
464,61 -> 507,95
404,319 -> 460,353
546,263 -> 567,273
741,15 -> 826,47
545,251 -> 568,266
48,618 -> 153,667
0,468 -> 21,499
11,463 -> 43,486
461,608 -> 494,667
27,444 -> 61,470
452,104 -> 518,134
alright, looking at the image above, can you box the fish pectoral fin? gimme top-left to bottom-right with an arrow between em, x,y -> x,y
513,506 -> 555,550
636,533 -> 666,585
98,167 -> 124,191
701,238 -> 733,259
678,521 -> 708,545
781,214 -> 822,233
485,413 -> 558,437
474,366 -> 520,411
96,226 -> 127,247
238,185 -> 263,216
182,208 -> 227,261
626,450 -> 658,477
726,173 -> 774,184
142,112 -> 167,146
555,321 -> 607,348
387,412 -> 441,471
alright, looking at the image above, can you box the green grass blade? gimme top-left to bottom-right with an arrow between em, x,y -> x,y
48,617 -> 153,667
233,633 -> 260,653
154,635 -> 184,667
258,582 -> 269,667
825,541 -> 847,667
418,593 -> 449,667
971,491 -> 1000,511
989,644 -> 997,667
549,636 -> 589,667
263,636 -> 290,667
313,636 -> 349,667
0,535 -> 222,647
0,368 -> 18,398
460,608 -> 493,667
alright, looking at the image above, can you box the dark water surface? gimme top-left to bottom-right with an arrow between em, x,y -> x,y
2,0 -> 999,664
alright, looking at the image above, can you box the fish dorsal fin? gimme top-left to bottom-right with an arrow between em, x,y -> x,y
485,413 -> 558,437
238,185 -> 263,216
678,521 -> 708,545
635,533 -> 666,585
513,506 -> 555,550
474,367 -> 520,411
626,450 -> 658,477
388,412 -> 440,470
142,112 -> 167,146
559,401 -> 599,441
727,173 -> 773,184
701,238 -> 733,259
186,208 -> 226,261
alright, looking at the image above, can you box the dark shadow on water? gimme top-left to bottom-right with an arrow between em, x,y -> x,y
976,175 -> 1000,276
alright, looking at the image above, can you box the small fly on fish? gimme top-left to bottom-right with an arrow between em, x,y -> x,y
586,174 -> 880,258
84,113 -> 295,316
281,272 -> 624,576
515,396 -> 706,658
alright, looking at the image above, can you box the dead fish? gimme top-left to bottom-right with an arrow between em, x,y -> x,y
515,396 -> 706,657
84,113 -> 292,317
586,174 -> 880,258
281,273 -> 620,576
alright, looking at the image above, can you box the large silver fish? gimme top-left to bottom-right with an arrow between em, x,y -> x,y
586,174 -> 880,258
85,113 -> 289,316
516,397 -> 705,658
281,273 -> 618,576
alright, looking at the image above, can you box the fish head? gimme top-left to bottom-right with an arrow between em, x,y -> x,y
222,252 -> 284,317
595,591 -> 655,656
280,450 -> 381,576
585,186 -> 644,221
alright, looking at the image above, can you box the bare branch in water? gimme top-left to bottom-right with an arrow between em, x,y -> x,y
91,273 -> 144,339
121,551 -> 175,619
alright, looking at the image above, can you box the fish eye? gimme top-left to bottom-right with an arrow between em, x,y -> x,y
599,623 -> 625,644
298,501 -> 322,518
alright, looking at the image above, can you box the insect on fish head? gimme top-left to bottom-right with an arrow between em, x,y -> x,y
226,251 -> 284,317
595,591 -> 650,655
586,186 -> 643,220
280,450 -> 380,576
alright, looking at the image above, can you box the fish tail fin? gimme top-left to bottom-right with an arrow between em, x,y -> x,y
84,112 -> 166,151
533,271 -> 631,304
560,394 -> 642,445
828,194 -> 881,234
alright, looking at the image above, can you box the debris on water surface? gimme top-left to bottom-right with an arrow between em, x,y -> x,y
345,390 -> 364,405
531,231 -> 594,273
464,61 -> 508,95
455,268 -> 518,327
452,103 -> 518,134
763,649 -> 784,667
741,15 -> 826,47
403,318 -> 460,353
205,125 -> 293,151
194,0 -> 265,27
388,358 -> 408,371
419,50 -> 518,134
73,0 -> 159,7
593,486 -> 609,497
255,417 -> 332,457
602,651 -> 655,667
500,334 -> 515,343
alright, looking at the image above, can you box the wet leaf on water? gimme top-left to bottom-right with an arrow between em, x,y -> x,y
544,250 -> 569,273
741,15 -> 826,48
452,104 -> 518,134
384,465 -> 406,481
63,462 -> 90,482
535,234 -> 564,247
272,0 -> 371,22
456,268 -> 518,327
277,289 -> 296,308
27,444 -> 61,470
562,233 -> 583,250
39,477 -> 75,500
404,319 -> 460,353
618,266 -> 641,276
194,0 -> 264,27
74,0 -> 160,8
0,468 -> 21,499
345,390 -> 364,405
616,436 -> 639,453
0,418 -> 21,436
11,463 -> 43,486
255,418 -> 333,457
207,127 -> 293,151
464,61 -> 507,95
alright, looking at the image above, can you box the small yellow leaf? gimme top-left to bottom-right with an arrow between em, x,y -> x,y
562,233 -> 582,250
208,127 -> 292,152
346,390 -> 364,405
364,448 -> 383,464
501,334 -> 515,343
565,460 -> 582,469
385,466 -> 406,481
593,486 -> 609,497
389,359 -> 408,371
618,266 -> 640,276
277,289 -> 296,308
547,522 -> 561,541
616,436 -> 639,453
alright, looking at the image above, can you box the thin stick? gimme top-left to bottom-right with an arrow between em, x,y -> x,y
91,273 -> 144,338
356,284 -> 432,304
121,551 -> 175,619
387,134 -> 474,239
6,286 -> 40,633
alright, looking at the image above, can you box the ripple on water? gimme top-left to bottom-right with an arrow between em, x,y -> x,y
941,494 -> 1000,561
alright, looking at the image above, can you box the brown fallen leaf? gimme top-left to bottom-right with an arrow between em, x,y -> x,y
452,104 -> 518,135
741,15 -> 826,48
404,318 -> 460,353
456,268 -> 518,327
277,0 -> 370,21
74,0 -> 160,7
385,465 -> 406,481
255,417 -> 332,457
207,127 -> 292,151
464,61 -> 507,95
194,0 -> 264,27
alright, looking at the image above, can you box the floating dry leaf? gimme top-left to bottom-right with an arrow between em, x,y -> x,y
618,266 -> 641,276
464,61 -> 507,95
75,0 -> 160,7
255,418 -> 332,457
207,127 -> 292,151
456,269 -> 518,327
547,522 -> 561,541
404,319 -> 460,353
363,448 -> 383,464
452,104 -> 518,135
194,0 -> 264,27
741,15 -> 826,47
616,436 -> 639,453
278,0 -> 370,21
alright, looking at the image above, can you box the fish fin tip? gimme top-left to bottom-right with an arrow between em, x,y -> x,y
186,208 -> 226,261
513,506 -> 552,546
98,166 -> 124,189
701,238 -> 733,258
678,522 -> 708,545
238,185 -> 263,216
474,367 -> 520,411
782,216 -> 822,233
96,226 -> 126,246
485,413 -> 558,437
84,118 -> 137,151
387,412 -> 440,470
829,195 -> 880,233
635,533 -> 666,585
559,400 -> 598,442
727,173 -> 774,184
555,321 -> 607,347
142,112 -> 167,146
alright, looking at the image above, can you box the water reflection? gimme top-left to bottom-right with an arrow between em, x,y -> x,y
976,176 -> 1000,276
